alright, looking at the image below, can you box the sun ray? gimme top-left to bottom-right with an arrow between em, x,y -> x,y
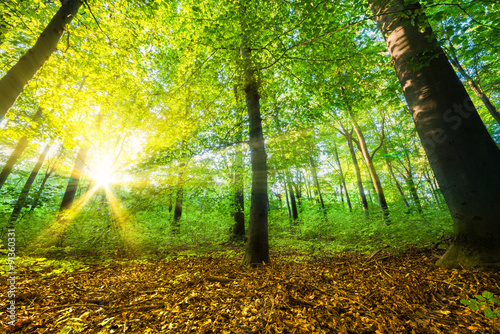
27,184 -> 101,249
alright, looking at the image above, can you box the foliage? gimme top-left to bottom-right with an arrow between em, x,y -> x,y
461,291 -> 500,321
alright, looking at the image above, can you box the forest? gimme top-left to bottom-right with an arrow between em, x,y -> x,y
0,0 -> 500,332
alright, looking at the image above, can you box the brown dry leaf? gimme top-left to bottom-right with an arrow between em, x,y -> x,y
1,249 -> 499,333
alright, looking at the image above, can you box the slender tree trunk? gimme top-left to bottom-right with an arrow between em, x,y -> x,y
369,0 -> 500,270
171,164 -> 185,234
0,107 -> 43,190
0,0 -> 83,120
232,147 -> 245,240
405,166 -> 423,214
333,142 -> 352,212
241,31 -> 270,266
385,158 -> 410,209
286,173 -> 298,221
59,146 -> 89,212
349,108 -> 390,221
446,40 -> 500,126
231,85 -> 246,240
284,175 -> 291,218
8,142 -> 51,226
30,166 -> 54,211
308,148 -> 325,211
345,130 -> 369,219
424,168 -> 441,206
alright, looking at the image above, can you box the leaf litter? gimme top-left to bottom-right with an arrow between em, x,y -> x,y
1,248 -> 499,333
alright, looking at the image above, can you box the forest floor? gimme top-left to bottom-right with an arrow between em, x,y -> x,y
1,247 -> 499,333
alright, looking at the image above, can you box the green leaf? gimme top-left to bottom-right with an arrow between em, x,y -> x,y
483,308 -> 498,319
482,291 -> 494,299
475,295 -> 487,301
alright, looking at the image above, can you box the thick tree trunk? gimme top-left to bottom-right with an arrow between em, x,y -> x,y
8,142 -> 51,226
369,0 -> 500,270
59,146 -> 89,212
241,43 -> 270,266
0,107 -> 43,190
345,131 -> 369,219
0,0 -> 82,120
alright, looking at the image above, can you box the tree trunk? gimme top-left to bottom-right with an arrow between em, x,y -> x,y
0,0 -> 82,120
345,130 -> 369,219
241,35 -> 270,266
59,146 -> 89,212
232,148 -> 245,240
171,164 -> 185,234
369,0 -> 500,270
446,40 -> 500,126
308,147 -> 325,212
284,175 -> 291,218
405,166 -> 423,214
333,141 -> 352,212
349,109 -> 390,221
385,158 -> 410,209
286,173 -> 298,221
29,167 -> 53,211
8,142 -> 51,226
0,107 -> 43,190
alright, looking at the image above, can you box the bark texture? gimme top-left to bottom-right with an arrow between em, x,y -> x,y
369,0 -> 500,270
0,0 -> 82,119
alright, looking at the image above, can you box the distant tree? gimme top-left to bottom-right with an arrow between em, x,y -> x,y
8,142 -> 51,226
0,107 -> 42,190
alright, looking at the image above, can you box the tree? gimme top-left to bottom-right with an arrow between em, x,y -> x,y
8,142 -> 52,226
0,0 -> 82,120
0,107 -> 42,190
445,38 -> 500,127
337,120 -> 369,219
369,0 -> 500,269
58,146 -> 89,213
241,5 -> 270,265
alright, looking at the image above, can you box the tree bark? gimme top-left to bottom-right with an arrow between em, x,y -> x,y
0,107 -> 43,190
241,32 -> 270,265
0,0 -> 82,120
59,146 -> 89,212
8,142 -> 51,226
369,0 -> 500,270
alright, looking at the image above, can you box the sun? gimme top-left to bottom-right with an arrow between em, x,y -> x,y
90,157 -> 116,188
